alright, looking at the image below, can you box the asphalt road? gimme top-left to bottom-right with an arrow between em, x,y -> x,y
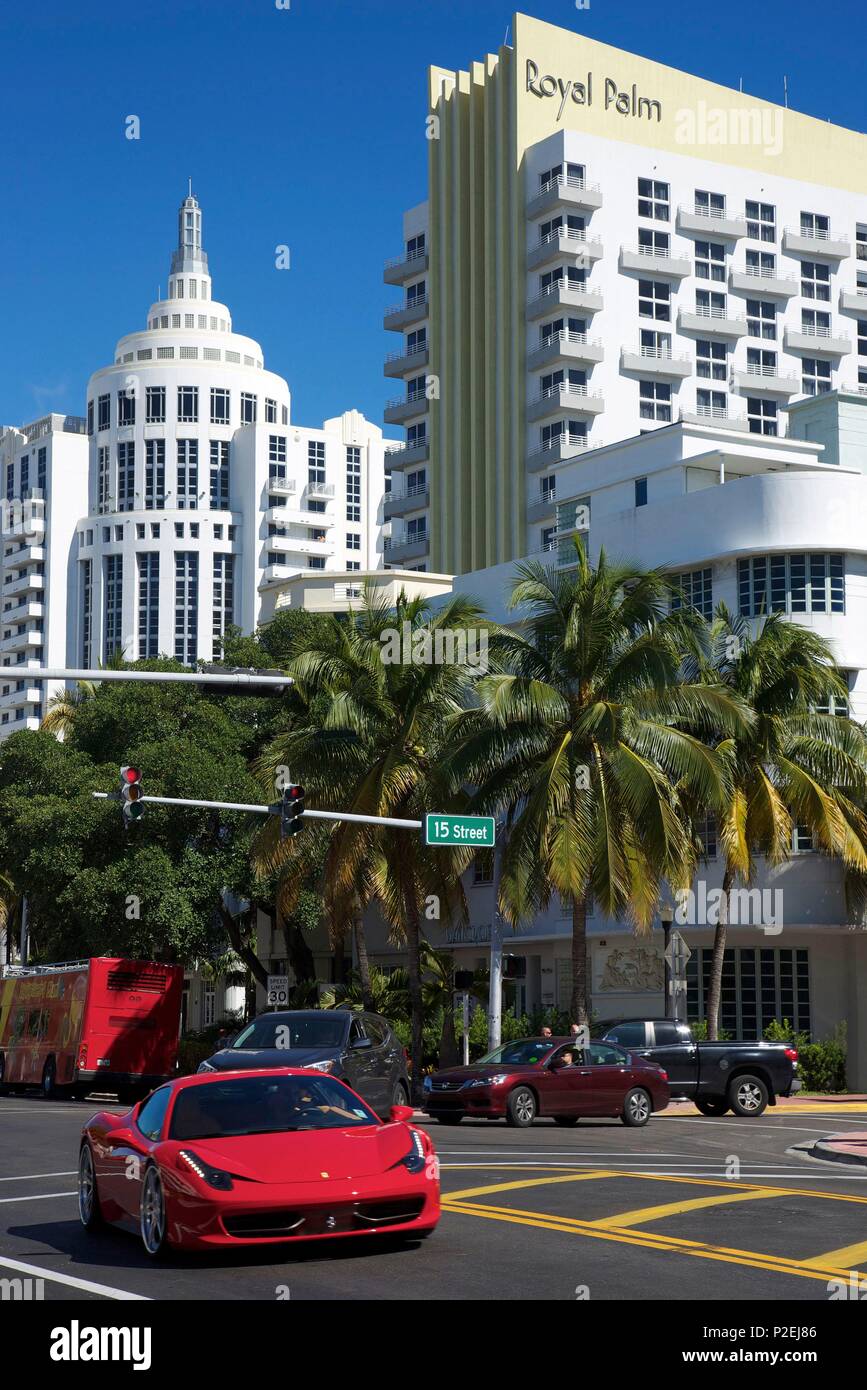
2,1093 -> 867,1302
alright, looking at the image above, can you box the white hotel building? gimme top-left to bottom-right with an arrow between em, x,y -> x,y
371,15 -> 867,1085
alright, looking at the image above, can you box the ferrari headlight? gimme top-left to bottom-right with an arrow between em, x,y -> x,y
393,1128 -> 427,1175
178,1149 -> 234,1191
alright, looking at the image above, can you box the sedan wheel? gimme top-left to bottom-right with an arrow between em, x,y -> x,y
140,1166 -> 168,1258
506,1087 -> 537,1128
728,1074 -> 769,1117
621,1087 -> 652,1127
78,1144 -> 104,1231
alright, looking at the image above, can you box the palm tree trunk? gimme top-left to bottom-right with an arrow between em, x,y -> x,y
570,893 -> 590,1026
705,866 -> 733,1040
354,911 -> 373,1011
404,892 -> 425,1104
218,903 -> 269,989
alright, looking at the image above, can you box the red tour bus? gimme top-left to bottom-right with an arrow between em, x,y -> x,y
0,957 -> 184,1100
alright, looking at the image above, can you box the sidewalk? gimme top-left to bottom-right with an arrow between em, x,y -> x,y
801,1132 -> 867,1168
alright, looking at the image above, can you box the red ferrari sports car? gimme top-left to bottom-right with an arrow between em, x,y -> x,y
78,1068 -> 440,1256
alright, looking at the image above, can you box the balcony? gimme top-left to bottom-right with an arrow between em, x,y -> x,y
620,346 -> 692,378
267,477 -> 297,498
680,407 -> 749,431
304,481 -> 336,502
0,686 -> 42,710
677,305 -> 747,339
383,482 -> 429,520
384,296 -> 429,332
528,331 -> 604,371
268,535 -> 333,558
527,489 -> 558,524
1,572 -> 44,599
618,245 -> 691,280
527,383 -> 604,423
729,266 -> 797,299
732,367 -> 800,396
384,532 -> 429,565
526,227 -> 604,273
0,600 -> 43,624
385,439 -> 429,470
2,501 -> 45,542
384,390 -> 428,426
782,227 -> 850,261
676,204 -> 746,240
527,283 -> 603,321
383,246 -> 429,286
783,325 -> 851,357
526,174 -> 603,219
839,288 -> 867,316
0,630 -> 42,657
526,435 -> 600,473
383,342 -> 429,378
268,505 -> 336,529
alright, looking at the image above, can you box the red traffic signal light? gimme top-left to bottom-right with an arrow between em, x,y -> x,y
119,765 -> 145,827
280,784 -> 305,838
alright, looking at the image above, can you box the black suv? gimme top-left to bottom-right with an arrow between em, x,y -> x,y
198,1010 -> 410,1118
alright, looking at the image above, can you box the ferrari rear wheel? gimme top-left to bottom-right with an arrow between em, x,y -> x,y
78,1144 -> 104,1231
140,1165 -> 169,1258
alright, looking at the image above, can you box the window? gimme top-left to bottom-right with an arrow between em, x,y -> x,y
671,567 -> 713,620
695,189 -> 726,217
346,532 -> 361,551
103,554 -> 123,661
210,388 -> 230,425
269,435 -> 287,472
346,445 -> 361,522
145,440 -> 165,508
800,211 -> 830,240
696,388 -> 727,418
94,447 -> 109,514
639,380 -> 671,421
308,556 -> 326,570
174,552 -> 198,665
137,553 -> 160,659
136,1088 -> 171,1142
117,389 -> 135,427
638,177 -> 669,220
80,559 -> 92,666
738,553 -> 844,617
473,851 -> 494,885
539,213 -> 584,246
176,440 -> 198,509
540,265 -> 586,297
240,393 -> 257,424
631,477 -> 646,507
308,440 -> 326,489
745,201 -> 775,242
638,227 -> 669,256
210,441 -> 230,509
87,400 -> 94,436
407,232 -> 426,257
747,346 -> 777,377
406,279 -> 426,306
696,288 -> 727,319
212,554 -> 234,659
265,398 -> 277,423
801,261 -> 830,302
695,240 -> 726,282
802,358 -> 832,395
747,398 -> 778,436
696,339 -> 727,381
746,299 -> 776,339
745,249 -> 776,278
177,386 -> 198,423
540,474 -> 556,503
97,394 -> 110,431
687,947 -> 810,1039
638,279 -> 670,321
37,447 -> 46,499
117,442 -> 135,512
145,386 -> 166,423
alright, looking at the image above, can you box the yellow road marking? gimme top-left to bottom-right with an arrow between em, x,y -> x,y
445,1169 -> 617,1202
441,1200 -> 858,1285
799,1238 -> 867,1270
588,1187 -> 785,1228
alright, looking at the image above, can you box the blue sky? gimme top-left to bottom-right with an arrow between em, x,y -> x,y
0,0 -> 864,432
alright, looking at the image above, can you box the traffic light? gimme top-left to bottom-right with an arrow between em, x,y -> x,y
119,765 -> 145,828
280,784 -> 305,838
454,970 -> 475,991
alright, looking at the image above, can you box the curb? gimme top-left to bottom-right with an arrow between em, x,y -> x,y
794,1134 -> 867,1169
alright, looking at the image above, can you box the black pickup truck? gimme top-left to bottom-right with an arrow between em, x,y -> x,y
593,1018 -> 801,1116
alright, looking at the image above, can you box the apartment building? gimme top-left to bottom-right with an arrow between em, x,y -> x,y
383,12 -> 867,576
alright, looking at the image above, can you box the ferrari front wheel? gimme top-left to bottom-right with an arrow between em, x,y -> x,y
140,1165 -> 170,1258
78,1144 -> 104,1231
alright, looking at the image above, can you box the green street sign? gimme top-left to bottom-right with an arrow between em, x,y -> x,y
425,814 -> 496,847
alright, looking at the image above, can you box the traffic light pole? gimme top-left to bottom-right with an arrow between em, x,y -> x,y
30,668 -> 291,689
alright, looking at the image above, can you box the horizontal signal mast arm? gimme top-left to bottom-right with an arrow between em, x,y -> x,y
91,792 -> 422,829
30,668 -> 291,688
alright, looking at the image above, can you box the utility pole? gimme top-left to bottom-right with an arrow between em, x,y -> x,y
488,822 -> 506,1053
18,896 -> 29,967
660,903 -> 674,1018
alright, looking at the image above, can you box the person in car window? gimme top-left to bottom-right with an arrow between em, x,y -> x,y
558,1049 -> 576,1067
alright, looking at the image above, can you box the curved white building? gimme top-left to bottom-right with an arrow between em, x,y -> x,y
75,192 -> 388,666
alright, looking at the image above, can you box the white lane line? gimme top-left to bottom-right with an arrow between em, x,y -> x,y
439,1163 -> 867,1179
656,1116 -> 867,1134
0,1192 -> 76,1204
0,1254 -> 150,1301
0,1172 -> 77,1183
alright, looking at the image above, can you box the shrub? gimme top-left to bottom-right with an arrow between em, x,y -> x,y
688,1018 -> 731,1041
764,1018 -> 847,1093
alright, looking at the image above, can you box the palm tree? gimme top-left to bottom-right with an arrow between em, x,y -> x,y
690,606 -> 867,1039
41,681 -> 97,739
257,589 -> 487,1098
443,542 -> 751,1026
320,965 -> 410,1019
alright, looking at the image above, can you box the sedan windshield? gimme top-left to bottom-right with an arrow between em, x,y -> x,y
230,1014 -> 346,1050
170,1075 -> 379,1139
474,1039 -> 556,1066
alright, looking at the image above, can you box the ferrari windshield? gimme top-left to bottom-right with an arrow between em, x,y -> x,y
230,1014 -> 346,1050
474,1039 -> 556,1066
170,1075 -> 379,1139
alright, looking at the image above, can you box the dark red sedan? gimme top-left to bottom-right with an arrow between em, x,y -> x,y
78,1068 -> 439,1256
423,1037 -> 669,1127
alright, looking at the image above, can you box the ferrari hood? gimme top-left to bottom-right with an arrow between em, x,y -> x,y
177,1123 -> 414,1184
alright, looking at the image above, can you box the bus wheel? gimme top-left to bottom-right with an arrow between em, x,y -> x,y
41,1058 -> 57,1100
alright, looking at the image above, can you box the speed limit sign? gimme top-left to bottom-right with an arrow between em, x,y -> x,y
267,975 -> 289,1008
